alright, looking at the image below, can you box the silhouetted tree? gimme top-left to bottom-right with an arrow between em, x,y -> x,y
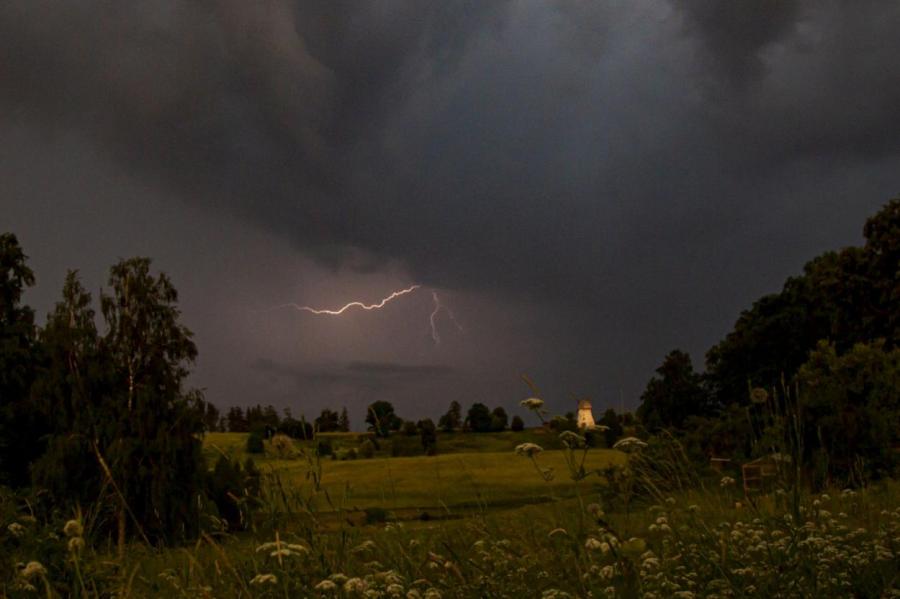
227,406 -> 248,432
598,408 -> 623,447
510,415 -> 525,432
201,400 -> 220,432
0,233 -> 42,487
418,418 -> 437,455
338,406 -> 350,432
315,408 -> 340,432
798,340 -> 900,481
438,400 -> 462,432
366,400 -> 401,437
466,403 -> 492,433
705,198 -> 900,405
30,272 -> 104,505
100,258 -> 206,545
638,350 -> 711,431
490,406 -> 508,431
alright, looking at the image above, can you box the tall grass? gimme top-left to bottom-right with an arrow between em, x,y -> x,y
2,432 -> 898,597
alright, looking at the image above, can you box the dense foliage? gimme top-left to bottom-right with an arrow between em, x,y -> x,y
0,240 -> 207,544
637,198 -> 900,484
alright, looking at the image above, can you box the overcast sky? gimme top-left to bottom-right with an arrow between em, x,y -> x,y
3,1 -> 899,427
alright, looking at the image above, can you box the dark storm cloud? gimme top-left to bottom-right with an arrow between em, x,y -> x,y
4,1 -> 900,411
252,358 -> 455,391
673,0 -> 803,85
4,0 -> 900,304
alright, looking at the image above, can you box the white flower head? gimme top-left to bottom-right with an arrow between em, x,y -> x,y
344,577 -> 368,593
315,580 -> 338,591
515,442 -> 543,457
352,540 -> 377,554
250,573 -> 277,585
63,519 -> 83,538
520,397 -> 544,410
559,430 -> 586,449
68,536 -> 85,554
20,561 -> 46,580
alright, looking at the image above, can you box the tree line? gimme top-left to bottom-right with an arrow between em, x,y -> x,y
636,198 -> 900,484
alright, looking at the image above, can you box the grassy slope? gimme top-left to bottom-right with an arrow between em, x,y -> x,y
203,431 -> 625,513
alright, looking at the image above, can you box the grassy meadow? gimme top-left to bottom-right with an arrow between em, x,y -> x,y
3,429 -> 899,598
204,431 -> 625,514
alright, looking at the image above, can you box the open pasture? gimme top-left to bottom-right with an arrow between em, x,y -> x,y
203,432 -> 626,514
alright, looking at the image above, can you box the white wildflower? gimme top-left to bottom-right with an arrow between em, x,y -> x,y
515,442 -> 543,457
352,540 -> 377,554
520,397 -> 544,410
585,537 -> 604,550
315,580 -> 338,591
719,476 -> 736,487
250,573 -> 277,585
344,577 -> 368,593
20,561 -> 46,580
63,519 -> 83,538
7,522 -> 25,537
68,536 -> 85,554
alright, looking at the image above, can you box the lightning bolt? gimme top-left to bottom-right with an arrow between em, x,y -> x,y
262,284 -> 462,346
269,285 -> 421,315
429,291 -> 464,344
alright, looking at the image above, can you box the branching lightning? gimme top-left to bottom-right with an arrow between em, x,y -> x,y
429,291 -> 464,344
263,283 -> 462,346
270,284 -> 421,315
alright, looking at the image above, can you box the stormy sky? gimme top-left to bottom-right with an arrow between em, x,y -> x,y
3,1 -> 900,427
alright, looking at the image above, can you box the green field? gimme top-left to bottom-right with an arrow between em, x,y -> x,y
204,431 -> 626,515
4,430 -> 899,597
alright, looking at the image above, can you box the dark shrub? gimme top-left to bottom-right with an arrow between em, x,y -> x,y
391,436 -> 421,457
359,439 -> 376,458
510,415 -> 525,432
364,507 -> 390,524
246,430 -> 264,454
418,418 -> 437,455
316,440 -> 333,457
206,456 -> 261,531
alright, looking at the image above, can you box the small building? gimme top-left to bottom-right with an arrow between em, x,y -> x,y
742,454 -> 790,494
576,399 -> 595,429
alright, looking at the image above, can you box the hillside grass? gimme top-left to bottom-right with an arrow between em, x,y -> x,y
4,431 -> 898,597
203,431 -> 625,513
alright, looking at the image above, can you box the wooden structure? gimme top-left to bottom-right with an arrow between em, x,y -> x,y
742,454 -> 789,494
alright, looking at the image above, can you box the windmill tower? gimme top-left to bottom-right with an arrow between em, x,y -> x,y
576,399 -> 595,429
